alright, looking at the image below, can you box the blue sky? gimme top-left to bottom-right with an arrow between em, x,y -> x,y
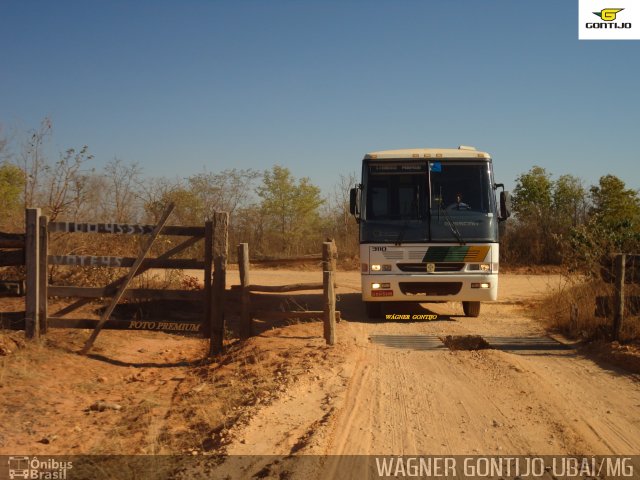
1,0 -> 638,195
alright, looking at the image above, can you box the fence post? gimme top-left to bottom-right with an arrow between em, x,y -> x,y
25,208 -> 41,339
210,212 -> 228,355
569,302 -> 578,335
323,242 -> 336,345
238,243 -> 252,339
38,215 -> 49,335
327,237 -> 337,288
613,253 -> 625,341
203,221 -> 214,337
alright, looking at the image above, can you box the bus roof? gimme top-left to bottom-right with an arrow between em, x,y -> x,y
364,146 -> 491,160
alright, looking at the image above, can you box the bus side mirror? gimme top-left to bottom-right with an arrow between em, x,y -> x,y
349,187 -> 360,222
499,191 -> 512,221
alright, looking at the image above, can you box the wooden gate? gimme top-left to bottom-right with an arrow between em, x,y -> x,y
1,207 -> 229,354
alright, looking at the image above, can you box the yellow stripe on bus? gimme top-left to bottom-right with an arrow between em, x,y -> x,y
463,246 -> 490,262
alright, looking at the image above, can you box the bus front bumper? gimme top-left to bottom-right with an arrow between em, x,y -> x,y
361,273 -> 498,302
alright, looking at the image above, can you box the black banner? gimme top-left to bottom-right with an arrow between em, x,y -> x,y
0,455 -> 638,480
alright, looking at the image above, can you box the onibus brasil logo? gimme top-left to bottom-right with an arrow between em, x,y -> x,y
7,456 -> 72,479
587,8 -> 632,29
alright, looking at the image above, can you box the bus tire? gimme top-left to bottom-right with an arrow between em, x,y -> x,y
365,301 -> 383,319
462,301 -> 481,317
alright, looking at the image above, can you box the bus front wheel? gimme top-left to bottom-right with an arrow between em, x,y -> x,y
462,301 -> 481,317
365,301 -> 383,319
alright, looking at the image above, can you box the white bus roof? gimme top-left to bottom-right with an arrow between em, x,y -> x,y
364,146 -> 491,160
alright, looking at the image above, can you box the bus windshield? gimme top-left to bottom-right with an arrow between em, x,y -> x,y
360,161 -> 498,243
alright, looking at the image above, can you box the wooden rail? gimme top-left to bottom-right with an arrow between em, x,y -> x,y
48,317 -> 202,332
48,222 -> 204,236
246,283 -> 324,293
247,255 -> 323,266
0,250 -> 25,267
48,286 -> 202,301
48,255 -> 205,269
0,232 -> 25,249
237,241 -> 338,345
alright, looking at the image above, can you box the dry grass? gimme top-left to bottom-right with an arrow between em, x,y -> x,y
538,275 -> 640,342
161,341 -> 293,455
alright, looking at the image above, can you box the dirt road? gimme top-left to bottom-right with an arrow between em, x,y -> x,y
2,270 -> 640,479
216,271 -> 640,466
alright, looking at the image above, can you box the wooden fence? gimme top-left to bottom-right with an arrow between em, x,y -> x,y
235,241 -> 339,345
1,208 -> 339,352
596,253 -> 640,341
0,207 -> 229,355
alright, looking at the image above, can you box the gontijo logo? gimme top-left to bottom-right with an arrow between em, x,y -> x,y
579,0 -> 640,40
593,8 -> 623,21
587,8 -> 632,28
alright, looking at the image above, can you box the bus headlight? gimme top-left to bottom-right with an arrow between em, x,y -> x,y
371,264 -> 391,271
372,282 -> 390,289
468,263 -> 492,272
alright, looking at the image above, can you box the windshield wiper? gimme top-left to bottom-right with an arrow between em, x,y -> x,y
438,199 -> 466,245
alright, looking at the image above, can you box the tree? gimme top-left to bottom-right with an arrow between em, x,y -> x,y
553,174 -> 588,228
512,166 -> 553,218
508,166 -> 557,264
579,175 -> 640,256
0,162 -> 25,229
103,158 -> 142,223
141,178 -> 199,225
256,165 -> 324,254
186,168 -> 260,220
589,174 -> 640,229
563,175 -> 640,275
323,172 -> 359,257
20,117 -> 52,208
42,145 -> 94,221
0,124 -> 11,163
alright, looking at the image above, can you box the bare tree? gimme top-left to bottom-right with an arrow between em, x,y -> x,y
21,117 -> 52,207
0,124 -> 11,163
323,172 -> 359,257
42,145 -> 94,221
103,158 -> 143,222
139,176 -> 184,222
186,168 -> 260,220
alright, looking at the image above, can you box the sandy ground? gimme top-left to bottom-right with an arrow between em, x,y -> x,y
1,271 -> 640,479
209,271 -> 640,477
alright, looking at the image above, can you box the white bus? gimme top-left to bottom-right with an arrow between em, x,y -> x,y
349,146 -> 510,318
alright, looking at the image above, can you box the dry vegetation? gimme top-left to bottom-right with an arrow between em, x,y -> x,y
0,300 -> 344,460
534,272 -> 640,376
539,275 -> 640,342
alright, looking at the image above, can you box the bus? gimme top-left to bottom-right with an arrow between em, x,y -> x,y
8,456 -> 29,479
349,146 -> 510,318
